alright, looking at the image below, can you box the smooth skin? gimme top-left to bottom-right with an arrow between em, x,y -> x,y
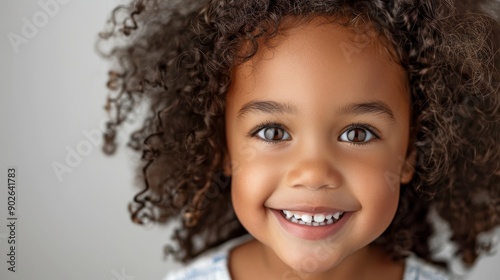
224,18 -> 415,280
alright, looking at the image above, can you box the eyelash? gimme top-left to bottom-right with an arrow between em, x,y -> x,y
248,121 -> 381,145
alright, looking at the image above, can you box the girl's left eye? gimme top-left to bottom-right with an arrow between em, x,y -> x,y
339,127 -> 377,143
255,126 -> 291,141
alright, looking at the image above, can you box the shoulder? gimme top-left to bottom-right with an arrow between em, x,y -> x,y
163,251 -> 229,280
403,254 -> 452,280
163,235 -> 253,280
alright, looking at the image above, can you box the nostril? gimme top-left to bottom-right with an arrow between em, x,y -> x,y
303,183 -> 339,190
305,184 -> 328,190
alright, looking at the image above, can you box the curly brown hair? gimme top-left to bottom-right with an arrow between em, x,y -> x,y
97,0 -> 500,269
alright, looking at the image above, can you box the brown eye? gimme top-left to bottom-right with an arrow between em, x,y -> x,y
257,127 -> 291,141
339,127 -> 375,143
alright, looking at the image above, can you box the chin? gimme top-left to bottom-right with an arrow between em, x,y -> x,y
279,248 -> 346,275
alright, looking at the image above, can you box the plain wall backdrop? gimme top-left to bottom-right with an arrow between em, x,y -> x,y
0,1 -> 499,279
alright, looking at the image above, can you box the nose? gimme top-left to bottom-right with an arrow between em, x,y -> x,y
284,147 -> 342,191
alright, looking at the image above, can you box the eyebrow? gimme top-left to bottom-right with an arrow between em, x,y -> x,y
338,101 -> 395,122
237,100 -> 395,122
237,100 -> 298,119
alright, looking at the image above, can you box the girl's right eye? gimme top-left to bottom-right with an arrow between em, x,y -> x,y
254,126 -> 291,142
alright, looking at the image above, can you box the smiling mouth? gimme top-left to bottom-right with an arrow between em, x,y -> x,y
281,210 -> 345,226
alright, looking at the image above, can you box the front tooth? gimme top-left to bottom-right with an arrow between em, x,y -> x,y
333,212 -> 342,220
313,214 -> 325,223
301,214 -> 312,223
293,213 -> 301,219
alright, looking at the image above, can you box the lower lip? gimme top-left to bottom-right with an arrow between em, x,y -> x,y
271,209 -> 352,241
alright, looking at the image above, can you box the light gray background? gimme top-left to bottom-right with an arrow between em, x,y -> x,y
0,1 -> 498,279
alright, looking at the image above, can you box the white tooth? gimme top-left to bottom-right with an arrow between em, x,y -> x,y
285,211 -> 293,219
312,222 -> 320,226
299,220 -> 305,225
301,214 -> 312,223
333,212 -> 341,220
291,217 -> 298,223
293,213 -> 301,219
319,222 -> 325,226
314,214 -> 325,223
326,214 -> 333,219
327,219 -> 334,225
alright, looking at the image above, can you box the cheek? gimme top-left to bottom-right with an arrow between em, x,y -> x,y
358,176 -> 400,220
345,154 -> 401,233
228,139 -> 283,196
230,154 -> 278,229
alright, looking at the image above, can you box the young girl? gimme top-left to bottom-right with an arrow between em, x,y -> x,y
98,0 -> 500,279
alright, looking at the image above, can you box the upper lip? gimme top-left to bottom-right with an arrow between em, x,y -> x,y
270,205 -> 349,214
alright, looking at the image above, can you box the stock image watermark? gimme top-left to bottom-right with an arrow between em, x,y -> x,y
280,235 -> 341,280
111,267 -> 136,280
6,167 -> 19,273
51,122 -> 106,182
6,0 -> 72,54
51,100 -> 145,182
339,23 -> 379,64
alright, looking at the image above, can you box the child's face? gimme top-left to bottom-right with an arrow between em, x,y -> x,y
225,19 -> 414,274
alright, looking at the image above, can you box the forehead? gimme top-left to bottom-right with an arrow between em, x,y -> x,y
227,18 -> 408,105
